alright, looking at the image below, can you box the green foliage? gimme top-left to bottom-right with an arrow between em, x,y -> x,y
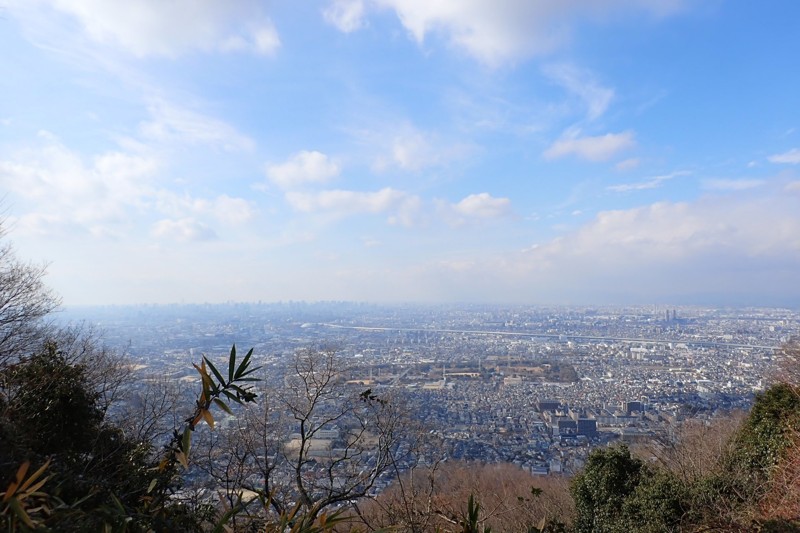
687,383 -> 800,529
2,342 -> 103,458
460,494 -> 491,533
728,383 -> 800,479
0,342 -> 154,531
571,445 -> 688,533
621,469 -> 688,532
571,445 -> 645,533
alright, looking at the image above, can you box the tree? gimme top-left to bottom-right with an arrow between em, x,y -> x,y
641,414 -> 744,484
571,445 -> 646,533
0,341 -> 153,531
356,461 -> 573,532
0,227 -> 60,365
191,348 -> 409,530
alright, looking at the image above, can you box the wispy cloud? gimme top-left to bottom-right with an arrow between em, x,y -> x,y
615,158 -> 640,171
542,63 -> 614,121
140,99 -> 255,151
16,0 -> 281,57
768,148 -> 800,164
285,188 -> 421,226
365,122 -> 473,173
151,217 -> 217,242
607,171 -> 689,192
702,178 -> 765,191
347,0 -> 684,66
323,0 -> 366,32
544,130 -> 635,162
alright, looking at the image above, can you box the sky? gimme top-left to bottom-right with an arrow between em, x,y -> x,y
1,1 -> 800,307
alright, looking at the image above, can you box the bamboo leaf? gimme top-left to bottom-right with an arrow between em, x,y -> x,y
19,477 -> 49,499
213,398 -> 233,415
2,462 -> 28,503
236,365 -> 263,379
175,451 -> 189,469
19,459 -> 50,492
205,357 -> 226,387
228,344 -> 237,383
201,408 -> 215,430
9,498 -> 35,528
222,390 -> 241,405
235,347 -> 254,379
182,426 -> 192,457
15,462 -> 30,486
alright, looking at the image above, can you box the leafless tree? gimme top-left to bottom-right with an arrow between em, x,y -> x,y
350,429 -> 446,533
638,414 -> 744,484
47,322 -> 134,417
776,340 -> 800,390
118,374 -> 191,445
190,348 -> 410,528
354,461 -> 574,532
0,229 -> 60,365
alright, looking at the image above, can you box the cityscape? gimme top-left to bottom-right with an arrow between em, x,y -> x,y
60,302 -> 799,495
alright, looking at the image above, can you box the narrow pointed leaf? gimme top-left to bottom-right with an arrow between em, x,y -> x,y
15,461 -> 30,485
147,478 -> 158,494
222,390 -> 241,404
9,498 -> 35,528
205,357 -> 226,387
228,345 -> 236,382
201,408 -> 215,429
237,364 -> 262,378
235,347 -> 254,379
182,426 -> 192,457
19,459 -> 50,491
20,477 -> 49,498
213,398 -> 233,415
175,451 -> 189,469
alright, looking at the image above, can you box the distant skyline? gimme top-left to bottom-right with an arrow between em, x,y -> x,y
1,1 -> 799,307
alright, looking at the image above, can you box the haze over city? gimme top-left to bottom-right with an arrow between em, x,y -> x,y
2,1 -> 799,306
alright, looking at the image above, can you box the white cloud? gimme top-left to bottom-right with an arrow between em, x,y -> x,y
528,195 -> 800,270
368,123 -> 473,172
768,148 -> 800,164
285,187 -> 421,226
544,130 -> 635,161
362,0 -> 684,66
323,0 -> 366,32
0,139 -> 158,235
140,100 -> 255,151
0,136 -> 253,239
440,192 -> 512,226
607,170 -> 688,192
702,178 -> 765,191
542,63 -> 614,120
410,190 -> 800,304
151,217 -> 217,242
24,0 -> 280,57
156,192 -> 255,226
265,151 -> 340,190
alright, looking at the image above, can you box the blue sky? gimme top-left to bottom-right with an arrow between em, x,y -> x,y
1,1 -> 799,307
